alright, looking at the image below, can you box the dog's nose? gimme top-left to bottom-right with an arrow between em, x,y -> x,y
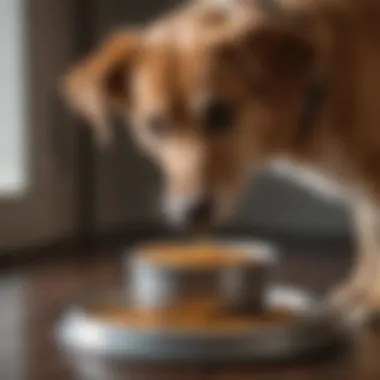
188,197 -> 213,225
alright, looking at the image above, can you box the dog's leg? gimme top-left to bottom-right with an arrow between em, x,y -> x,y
329,200 -> 379,321
350,203 -> 380,324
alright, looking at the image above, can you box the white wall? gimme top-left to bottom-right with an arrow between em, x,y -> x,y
0,0 -> 27,196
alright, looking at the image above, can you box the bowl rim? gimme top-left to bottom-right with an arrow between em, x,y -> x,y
129,239 -> 278,269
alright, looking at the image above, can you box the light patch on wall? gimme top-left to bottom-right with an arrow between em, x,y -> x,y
0,0 -> 27,197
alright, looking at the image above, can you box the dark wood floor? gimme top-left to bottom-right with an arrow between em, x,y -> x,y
2,243 -> 380,380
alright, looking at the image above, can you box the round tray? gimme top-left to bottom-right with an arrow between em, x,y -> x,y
57,286 -> 346,363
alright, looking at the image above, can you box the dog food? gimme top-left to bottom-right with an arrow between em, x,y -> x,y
140,242 -> 257,269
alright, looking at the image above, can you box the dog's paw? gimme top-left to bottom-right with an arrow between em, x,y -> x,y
342,299 -> 380,328
329,286 -> 380,329
328,280 -> 364,312
326,281 -> 375,329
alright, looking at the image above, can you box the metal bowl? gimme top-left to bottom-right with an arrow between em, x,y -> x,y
128,240 -> 277,313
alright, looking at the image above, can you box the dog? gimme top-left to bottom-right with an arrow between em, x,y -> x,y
63,0 -> 380,323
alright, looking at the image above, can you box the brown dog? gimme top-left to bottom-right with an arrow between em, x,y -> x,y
63,0 -> 380,322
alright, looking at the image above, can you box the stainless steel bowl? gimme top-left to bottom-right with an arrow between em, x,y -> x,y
57,241 -> 346,364
130,253 -> 218,311
128,240 -> 277,313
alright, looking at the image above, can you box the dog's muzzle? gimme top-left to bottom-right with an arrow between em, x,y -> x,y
163,195 -> 214,228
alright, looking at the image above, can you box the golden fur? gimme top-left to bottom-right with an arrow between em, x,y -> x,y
64,0 -> 380,322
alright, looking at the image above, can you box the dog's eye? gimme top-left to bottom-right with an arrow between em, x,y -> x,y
203,101 -> 236,135
147,115 -> 170,138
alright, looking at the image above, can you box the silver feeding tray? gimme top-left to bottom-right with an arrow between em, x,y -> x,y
57,286 -> 346,363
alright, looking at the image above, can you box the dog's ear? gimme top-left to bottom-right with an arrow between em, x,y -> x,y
62,31 -> 141,145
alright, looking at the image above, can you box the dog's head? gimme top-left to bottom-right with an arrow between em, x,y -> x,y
63,1 -> 314,229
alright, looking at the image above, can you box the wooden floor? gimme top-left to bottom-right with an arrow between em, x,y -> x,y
2,243 -> 380,380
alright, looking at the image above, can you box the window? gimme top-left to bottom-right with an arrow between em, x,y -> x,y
0,0 -> 27,197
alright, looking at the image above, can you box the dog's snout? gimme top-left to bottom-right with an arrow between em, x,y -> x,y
188,197 -> 213,224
